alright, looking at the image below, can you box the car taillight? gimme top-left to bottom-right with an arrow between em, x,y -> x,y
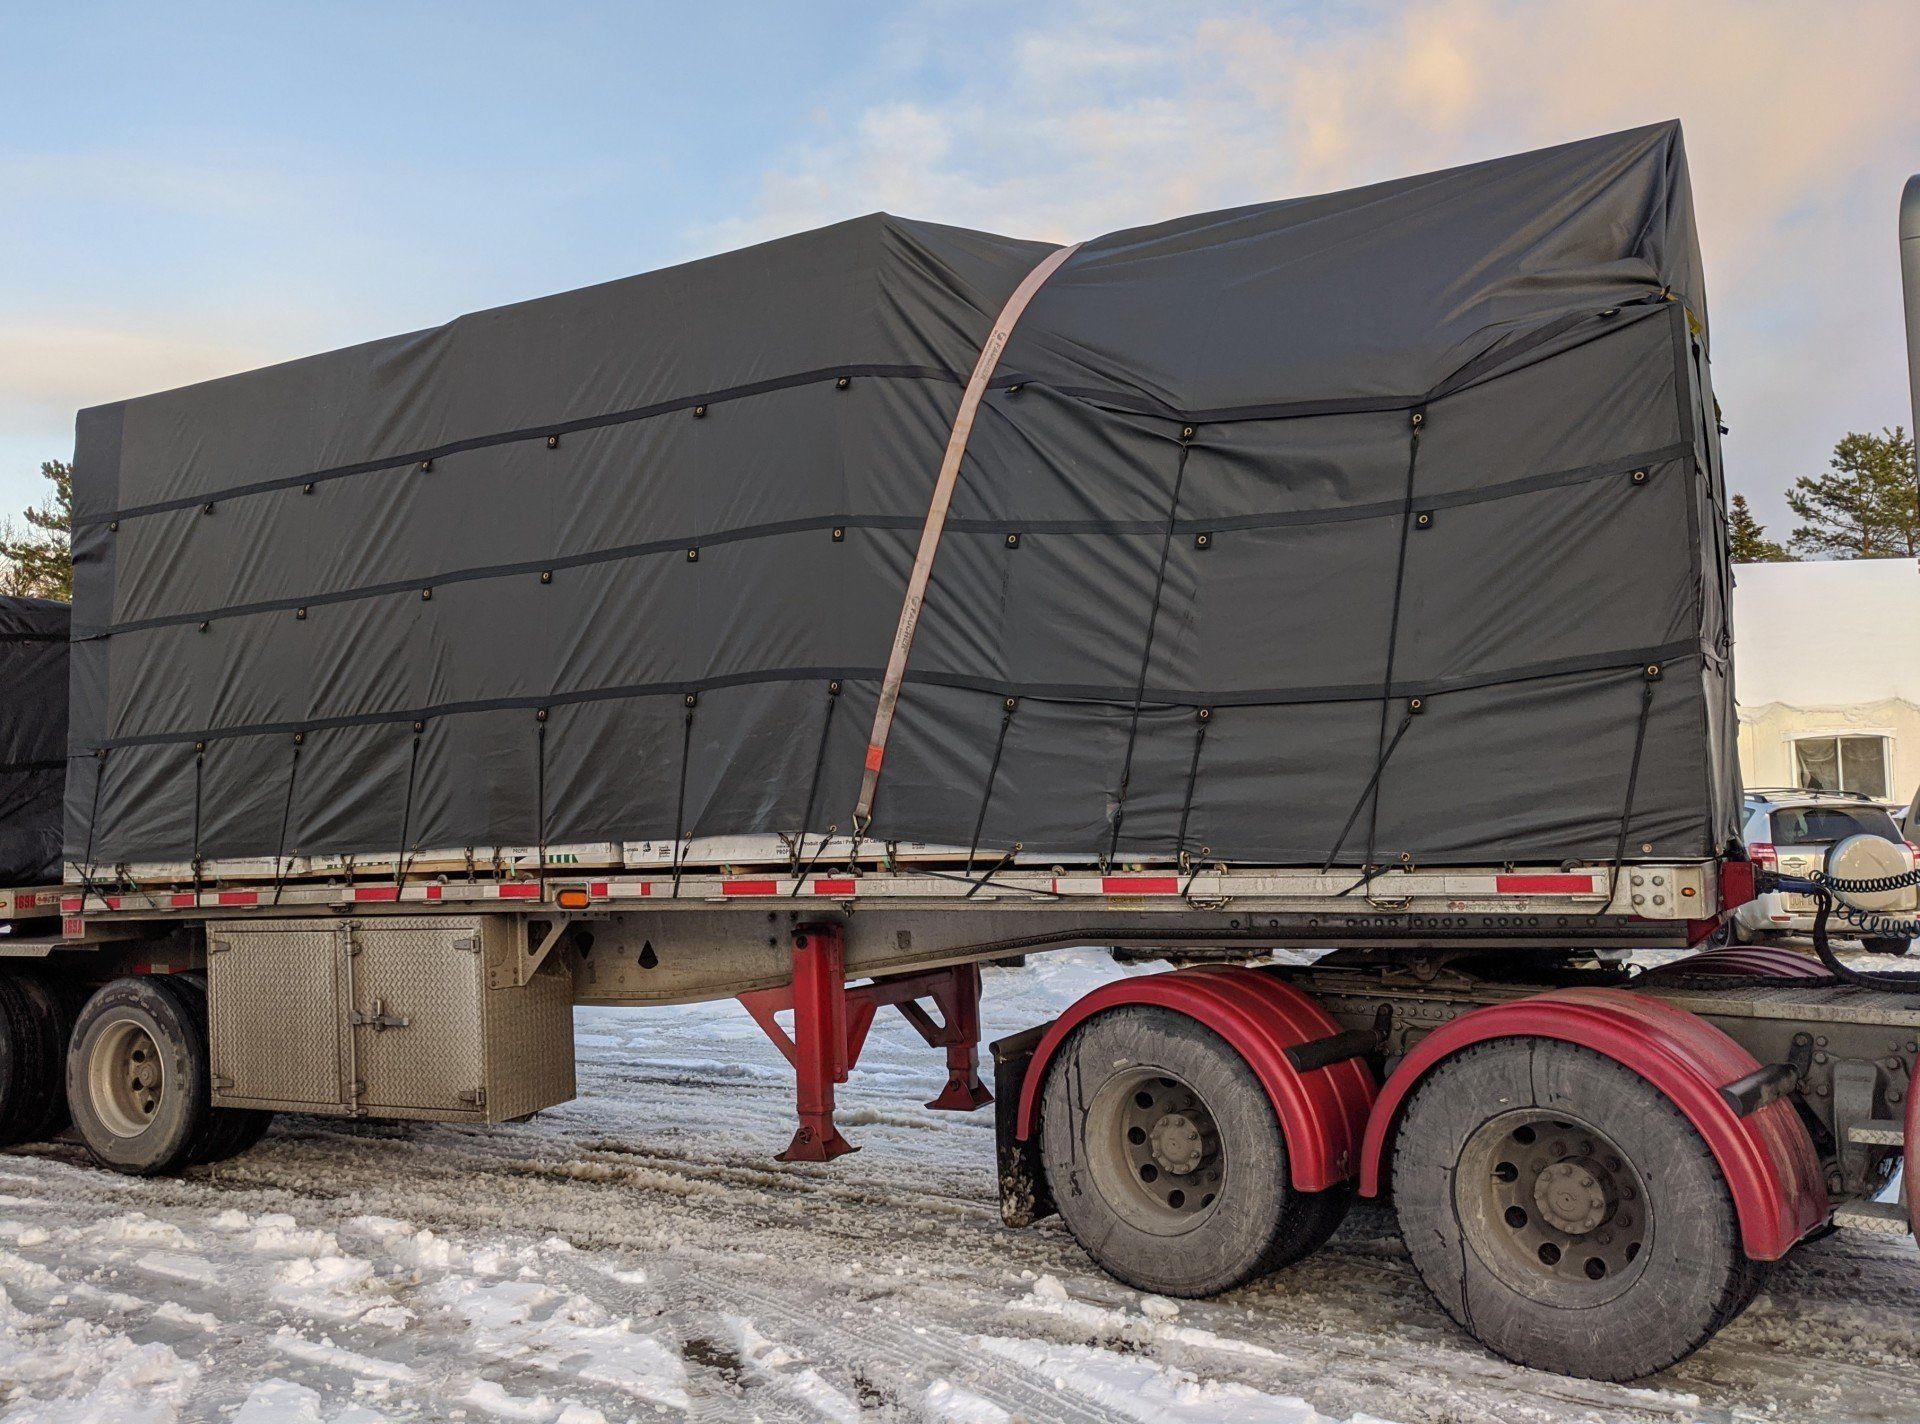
1749,842 -> 1779,869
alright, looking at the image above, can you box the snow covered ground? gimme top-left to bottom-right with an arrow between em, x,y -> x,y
0,948 -> 1912,1423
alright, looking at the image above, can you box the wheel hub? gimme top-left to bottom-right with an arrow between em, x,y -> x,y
1534,1160 -> 1609,1235
1148,1110 -> 1208,1175
1461,1113 -> 1649,1296
1084,1069 -> 1226,1233
89,1019 -> 166,1140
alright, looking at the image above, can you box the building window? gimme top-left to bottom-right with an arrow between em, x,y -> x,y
1792,735 -> 1891,799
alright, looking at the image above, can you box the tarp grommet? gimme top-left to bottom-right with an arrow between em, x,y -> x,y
539,570 -> 552,584
302,483 -> 315,495
828,680 -> 841,695
1194,532 -> 1212,550
202,503 -> 215,515
535,708 -> 549,723
686,547 -> 699,562
831,527 -> 844,542
198,621 -> 209,632
292,732 -> 304,746
418,459 -> 432,472
411,720 -> 424,733
1197,707 -> 1211,722
1008,383 -> 1023,395
684,693 -> 698,708
1005,533 -> 1020,549
836,376 -> 850,391
108,521 -> 118,532
546,434 -> 560,449
1414,510 -> 1434,529
1629,468 -> 1649,486
295,607 -> 307,620
693,404 -> 707,418
1644,663 -> 1663,681
1410,409 -> 1425,429
1408,696 -> 1426,714
421,588 -> 433,601
1180,425 -> 1196,440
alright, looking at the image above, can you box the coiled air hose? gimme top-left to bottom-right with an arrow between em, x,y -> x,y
1758,866 -> 1920,991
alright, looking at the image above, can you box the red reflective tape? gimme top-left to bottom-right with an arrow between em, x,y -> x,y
61,897 -> 81,914
590,882 -> 609,896
724,880 -> 779,896
1102,876 -> 1179,895
639,882 -> 653,896
425,883 -> 443,901
1495,874 -> 1597,894
498,882 -> 542,899
354,887 -> 398,903
813,877 -> 857,896
170,892 -> 197,908
106,896 -> 122,910
217,890 -> 258,906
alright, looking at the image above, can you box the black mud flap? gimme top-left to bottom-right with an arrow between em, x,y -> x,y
991,1024 -> 1056,1228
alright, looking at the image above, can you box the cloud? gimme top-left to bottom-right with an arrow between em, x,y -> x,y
704,0 -> 1920,529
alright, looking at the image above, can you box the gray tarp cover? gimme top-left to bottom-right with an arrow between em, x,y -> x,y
67,121 -> 1739,872
0,597 -> 67,884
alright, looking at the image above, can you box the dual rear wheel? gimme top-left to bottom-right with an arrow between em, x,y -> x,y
1039,1007 -> 1764,1381
65,974 -> 274,1174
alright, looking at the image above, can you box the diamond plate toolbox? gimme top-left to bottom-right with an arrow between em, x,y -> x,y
206,915 -> 574,1123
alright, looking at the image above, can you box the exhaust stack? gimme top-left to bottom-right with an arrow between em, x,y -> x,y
1905,175 -> 1920,444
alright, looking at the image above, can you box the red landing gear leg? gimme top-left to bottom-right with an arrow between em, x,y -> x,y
737,926 -> 993,1162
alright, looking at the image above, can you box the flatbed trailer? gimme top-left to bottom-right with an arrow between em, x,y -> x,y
0,844 -> 1913,1384
8,126 -> 1918,1385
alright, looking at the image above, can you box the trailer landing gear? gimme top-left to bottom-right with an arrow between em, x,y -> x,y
738,924 -> 991,1162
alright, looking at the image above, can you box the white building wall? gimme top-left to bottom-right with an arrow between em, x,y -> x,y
1731,558 -> 1920,807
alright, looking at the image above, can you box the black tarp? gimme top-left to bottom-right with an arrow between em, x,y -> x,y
0,597 -> 68,884
66,121 -> 1739,872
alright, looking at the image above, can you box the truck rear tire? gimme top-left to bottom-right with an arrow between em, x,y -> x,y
1039,1005 -> 1350,1298
1863,936 -> 1912,957
1390,1038 -> 1768,1381
67,976 -> 211,1175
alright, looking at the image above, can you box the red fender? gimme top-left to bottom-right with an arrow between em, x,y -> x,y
1014,965 -> 1375,1193
1357,987 -> 1827,1260
1640,944 -> 1833,982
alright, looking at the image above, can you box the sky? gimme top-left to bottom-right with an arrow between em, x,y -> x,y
2,1 -> 1917,538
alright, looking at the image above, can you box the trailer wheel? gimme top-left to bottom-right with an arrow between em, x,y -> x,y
1039,1006 -> 1349,1297
162,974 -> 274,1164
1391,1038 -> 1768,1381
6,975 -> 78,1143
67,977 -> 211,1175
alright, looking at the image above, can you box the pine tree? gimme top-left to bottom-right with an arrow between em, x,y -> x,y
1727,494 -> 1790,563
1786,426 -> 1918,559
0,461 -> 74,601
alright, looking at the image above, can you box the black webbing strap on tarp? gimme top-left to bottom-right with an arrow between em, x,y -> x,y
671,694 -> 696,897
791,680 -> 840,876
270,734 -> 302,906
1107,435 -> 1194,867
1361,407 -> 1426,868
965,697 -> 1019,871
394,723 -> 423,892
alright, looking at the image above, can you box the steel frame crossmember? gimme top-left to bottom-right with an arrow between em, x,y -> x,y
738,923 -> 992,1161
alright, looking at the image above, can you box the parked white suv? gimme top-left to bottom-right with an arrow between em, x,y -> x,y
1733,788 -> 1919,955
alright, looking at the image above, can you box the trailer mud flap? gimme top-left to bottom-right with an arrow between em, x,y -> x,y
991,1025 -> 1054,1227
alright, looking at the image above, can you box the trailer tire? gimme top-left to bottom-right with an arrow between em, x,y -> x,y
67,977 -> 211,1175
1863,936 -> 1912,958
7,975 -> 77,1143
1039,1006 -> 1350,1298
161,975 -> 274,1164
1391,1038 -> 1768,1381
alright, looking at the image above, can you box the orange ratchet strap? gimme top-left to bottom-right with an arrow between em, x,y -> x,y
852,241 -> 1082,833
